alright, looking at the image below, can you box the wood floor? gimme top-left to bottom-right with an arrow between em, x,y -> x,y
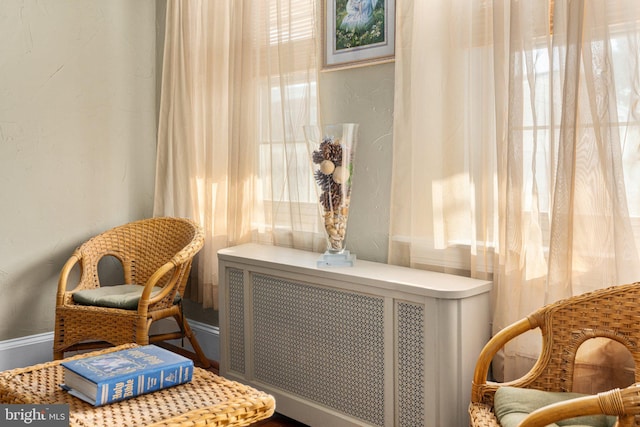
158,343 -> 308,426
251,413 -> 308,427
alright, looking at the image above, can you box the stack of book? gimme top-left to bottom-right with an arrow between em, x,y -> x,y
60,345 -> 194,406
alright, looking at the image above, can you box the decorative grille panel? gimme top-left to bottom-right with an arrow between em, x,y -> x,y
397,301 -> 425,427
228,268 -> 245,374
252,273 -> 386,426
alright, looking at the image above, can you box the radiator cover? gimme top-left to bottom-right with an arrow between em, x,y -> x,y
218,244 -> 492,427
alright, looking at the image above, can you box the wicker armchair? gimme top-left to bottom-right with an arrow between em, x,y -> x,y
469,282 -> 640,427
53,217 -> 210,368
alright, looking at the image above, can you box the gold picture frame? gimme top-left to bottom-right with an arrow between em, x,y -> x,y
323,0 -> 396,70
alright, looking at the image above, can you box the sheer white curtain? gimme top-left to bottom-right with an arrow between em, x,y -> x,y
154,0 -> 322,309
390,0 -> 497,276
391,0 -> 640,384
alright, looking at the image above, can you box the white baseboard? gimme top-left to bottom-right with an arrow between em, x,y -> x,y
157,319 -> 220,362
0,332 -> 55,371
0,319 -> 219,371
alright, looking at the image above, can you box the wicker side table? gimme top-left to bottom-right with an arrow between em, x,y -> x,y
0,344 -> 275,426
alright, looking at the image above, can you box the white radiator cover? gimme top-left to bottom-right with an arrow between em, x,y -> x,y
218,244 -> 492,427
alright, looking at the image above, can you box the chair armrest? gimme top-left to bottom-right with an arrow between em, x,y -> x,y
138,260 -> 184,312
56,253 -> 82,305
471,317 -> 537,402
518,384 -> 640,427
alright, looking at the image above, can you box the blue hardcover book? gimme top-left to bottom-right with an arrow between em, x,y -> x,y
60,345 -> 194,406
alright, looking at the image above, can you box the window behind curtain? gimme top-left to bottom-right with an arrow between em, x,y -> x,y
516,8 -> 640,250
390,0 -> 640,278
254,0 -> 322,245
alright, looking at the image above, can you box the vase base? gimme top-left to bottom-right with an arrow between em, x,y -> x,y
317,250 -> 356,268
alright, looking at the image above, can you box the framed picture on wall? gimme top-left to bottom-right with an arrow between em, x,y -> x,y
323,0 -> 396,70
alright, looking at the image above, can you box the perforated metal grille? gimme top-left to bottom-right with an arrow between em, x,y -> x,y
397,301 -> 425,426
252,273 -> 386,426
228,268 -> 245,374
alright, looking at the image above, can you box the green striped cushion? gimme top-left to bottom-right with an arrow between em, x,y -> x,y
494,387 -> 616,427
72,284 -> 181,310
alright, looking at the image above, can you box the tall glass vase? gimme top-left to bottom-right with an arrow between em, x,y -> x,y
304,123 -> 358,267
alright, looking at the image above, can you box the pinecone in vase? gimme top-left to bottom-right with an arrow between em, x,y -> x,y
314,170 -> 333,192
319,182 -> 343,211
321,139 -> 343,166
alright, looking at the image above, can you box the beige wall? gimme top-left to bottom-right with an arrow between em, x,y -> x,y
319,63 -> 395,263
0,1 -> 158,340
0,1 -> 395,339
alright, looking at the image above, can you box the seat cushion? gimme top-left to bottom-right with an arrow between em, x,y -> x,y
494,387 -> 617,427
72,284 -> 181,310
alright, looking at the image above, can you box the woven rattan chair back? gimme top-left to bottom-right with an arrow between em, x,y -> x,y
469,282 -> 640,426
53,217 -> 210,368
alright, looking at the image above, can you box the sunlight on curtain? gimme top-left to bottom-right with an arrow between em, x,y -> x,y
390,0 -> 497,276
153,0 -> 321,309
391,0 -> 640,384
